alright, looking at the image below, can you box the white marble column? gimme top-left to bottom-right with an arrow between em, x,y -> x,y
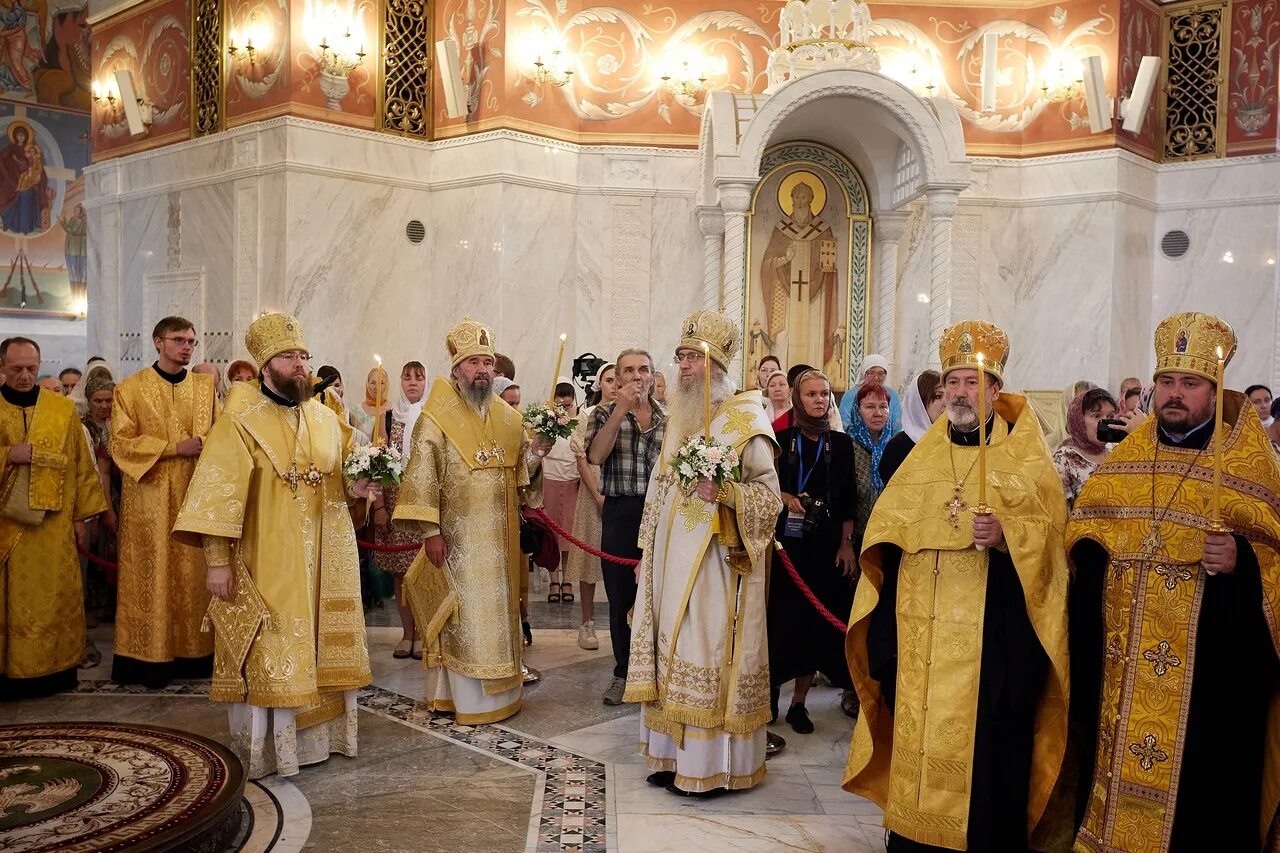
85,162 -> 123,367
697,205 -> 725,310
716,182 -> 754,380
926,190 -> 960,356
872,210 -> 910,367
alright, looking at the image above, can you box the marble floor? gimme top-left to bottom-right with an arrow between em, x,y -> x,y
10,605 -> 885,852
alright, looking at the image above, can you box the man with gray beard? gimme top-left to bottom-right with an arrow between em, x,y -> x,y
844,320 -> 1069,852
394,318 -> 549,725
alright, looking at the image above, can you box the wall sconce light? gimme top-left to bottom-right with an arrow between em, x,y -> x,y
316,27 -> 366,109
1040,51 -> 1084,102
534,48 -> 573,87
880,52 -> 938,98
661,58 -> 708,99
91,78 -> 119,112
227,29 -> 260,63
94,70 -> 152,135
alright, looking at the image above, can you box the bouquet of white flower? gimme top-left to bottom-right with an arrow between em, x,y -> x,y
522,402 -> 577,441
343,443 -> 404,489
669,435 -> 739,493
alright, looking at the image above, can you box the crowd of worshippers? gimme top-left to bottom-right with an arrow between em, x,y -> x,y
2,306 -> 1277,853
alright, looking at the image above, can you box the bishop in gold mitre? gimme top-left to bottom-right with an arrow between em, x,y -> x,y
623,310 -> 782,796
843,320 -> 1070,851
1067,312 -> 1280,853
0,336 -> 106,699
173,312 -> 373,779
394,318 -> 548,725
109,315 -> 220,688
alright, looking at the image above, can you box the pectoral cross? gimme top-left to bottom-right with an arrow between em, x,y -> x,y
475,441 -> 506,466
945,484 -> 968,528
282,463 -> 303,492
1140,523 -> 1164,557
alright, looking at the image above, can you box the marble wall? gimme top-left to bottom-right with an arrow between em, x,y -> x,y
84,118 -> 1280,398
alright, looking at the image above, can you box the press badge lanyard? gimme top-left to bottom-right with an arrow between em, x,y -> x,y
794,433 -> 826,495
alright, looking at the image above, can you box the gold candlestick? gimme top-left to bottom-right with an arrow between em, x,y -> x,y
548,333 -> 567,405
1211,346 -> 1226,529
371,354 -> 385,447
702,342 -> 712,437
974,352 -> 991,516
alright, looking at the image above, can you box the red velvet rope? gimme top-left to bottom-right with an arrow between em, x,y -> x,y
526,507 -> 641,567
772,540 -> 850,633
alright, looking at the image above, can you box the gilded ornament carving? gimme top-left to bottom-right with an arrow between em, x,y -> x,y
379,0 -> 431,138
1160,1 -> 1228,160
191,0 -> 224,137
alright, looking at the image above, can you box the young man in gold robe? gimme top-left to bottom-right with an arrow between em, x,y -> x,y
843,320 -> 1070,851
173,313 -> 373,779
0,336 -> 106,699
110,316 -> 219,687
1068,312 -> 1280,853
623,310 -> 783,797
394,318 -> 548,724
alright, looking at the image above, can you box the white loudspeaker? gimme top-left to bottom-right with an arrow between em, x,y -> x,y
114,69 -> 149,137
1081,54 -> 1111,133
980,32 -> 998,113
436,38 -> 466,119
1122,56 -> 1161,134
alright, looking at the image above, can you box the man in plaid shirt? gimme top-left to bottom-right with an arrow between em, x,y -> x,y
586,348 -> 666,706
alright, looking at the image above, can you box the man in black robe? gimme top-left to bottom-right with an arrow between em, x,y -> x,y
1068,311 -> 1280,853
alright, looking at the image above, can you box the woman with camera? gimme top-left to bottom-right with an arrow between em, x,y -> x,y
1053,387 -> 1120,511
768,369 -> 859,735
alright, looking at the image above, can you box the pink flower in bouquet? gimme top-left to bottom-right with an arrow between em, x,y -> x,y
706,445 -> 724,464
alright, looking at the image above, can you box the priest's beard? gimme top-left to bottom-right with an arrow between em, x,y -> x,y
669,373 -> 735,439
947,397 -> 978,430
265,365 -> 312,404
460,377 -> 491,417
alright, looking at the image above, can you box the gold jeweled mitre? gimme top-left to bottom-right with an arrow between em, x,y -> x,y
1153,311 -> 1237,382
446,317 -> 496,368
679,309 -> 739,369
939,320 -> 1010,382
245,312 -> 309,370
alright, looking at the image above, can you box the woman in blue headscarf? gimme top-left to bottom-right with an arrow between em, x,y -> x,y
846,383 -> 893,549
838,354 -> 901,439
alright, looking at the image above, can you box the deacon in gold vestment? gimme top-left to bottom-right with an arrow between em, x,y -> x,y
624,311 -> 783,796
843,320 -> 1070,851
110,316 -> 220,687
394,319 -> 547,725
173,314 -> 373,779
0,337 -> 106,699
1068,312 -> 1280,853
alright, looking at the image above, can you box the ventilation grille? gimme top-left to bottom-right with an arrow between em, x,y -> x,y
405,220 -> 426,244
1161,230 -> 1190,259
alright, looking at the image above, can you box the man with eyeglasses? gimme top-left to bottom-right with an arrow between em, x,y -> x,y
109,316 -> 220,688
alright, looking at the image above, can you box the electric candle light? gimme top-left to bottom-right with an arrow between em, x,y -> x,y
549,333 -> 567,405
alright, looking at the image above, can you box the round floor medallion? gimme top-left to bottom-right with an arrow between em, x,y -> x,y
0,722 -> 245,852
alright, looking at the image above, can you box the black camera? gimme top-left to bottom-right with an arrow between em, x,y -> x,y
797,494 -> 830,532
1097,418 -> 1129,444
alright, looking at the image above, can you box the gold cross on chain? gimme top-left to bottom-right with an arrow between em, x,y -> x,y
282,463 -> 303,492
945,485 -> 968,529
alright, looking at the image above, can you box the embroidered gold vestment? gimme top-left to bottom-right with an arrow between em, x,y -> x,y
395,379 -> 540,707
1067,392 -> 1280,853
624,393 -> 783,752
843,393 -> 1070,850
0,390 -> 106,680
110,367 -> 219,664
173,383 -> 371,710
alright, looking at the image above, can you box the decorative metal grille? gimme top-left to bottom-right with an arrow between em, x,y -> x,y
380,0 -> 430,138
190,0 -> 224,137
1160,1 -> 1228,161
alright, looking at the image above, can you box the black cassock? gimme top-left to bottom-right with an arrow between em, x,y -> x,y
1069,422 -> 1280,852
868,421 -> 1048,853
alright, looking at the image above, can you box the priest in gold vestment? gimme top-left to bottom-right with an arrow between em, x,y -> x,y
624,310 -> 783,797
0,336 -> 106,699
395,318 -> 547,725
1068,312 -> 1280,853
110,316 -> 220,687
173,314 -> 373,779
843,320 -> 1070,851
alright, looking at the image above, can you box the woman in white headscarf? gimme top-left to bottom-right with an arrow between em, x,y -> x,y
878,370 -> 944,486
838,354 -> 902,438
371,359 -> 428,659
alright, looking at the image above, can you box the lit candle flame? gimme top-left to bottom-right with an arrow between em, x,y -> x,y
559,333 -> 567,342
1217,346 -> 1224,359
374,353 -> 382,366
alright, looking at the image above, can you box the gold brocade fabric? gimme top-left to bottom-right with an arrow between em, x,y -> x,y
110,367 -> 219,663
0,391 -> 106,679
172,386 -> 371,708
843,393 -> 1070,849
624,392 -> 783,742
394,380 -> 538,701
1067,392 -> 1280,853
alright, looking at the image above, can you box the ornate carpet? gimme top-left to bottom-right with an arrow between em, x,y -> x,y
0,722 -> 245,852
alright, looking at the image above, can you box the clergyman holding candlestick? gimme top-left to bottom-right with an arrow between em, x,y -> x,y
844,319 -> 1070,852
1066,311 -> 1280,852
